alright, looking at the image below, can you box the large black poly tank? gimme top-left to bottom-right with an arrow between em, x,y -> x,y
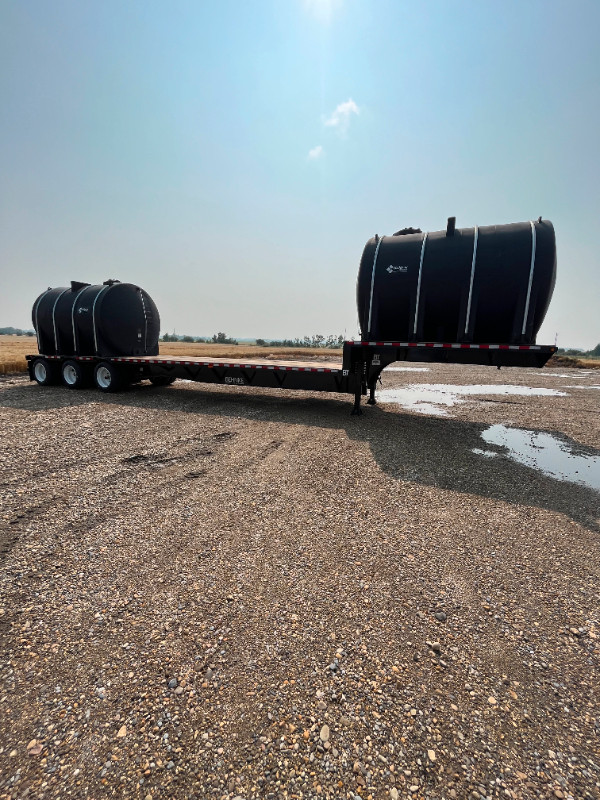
32,280 -> 160,357
356,218 -> 557,344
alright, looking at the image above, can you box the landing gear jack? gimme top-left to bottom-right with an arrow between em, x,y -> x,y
366,382 -> 377,405
351,384 -> 362,415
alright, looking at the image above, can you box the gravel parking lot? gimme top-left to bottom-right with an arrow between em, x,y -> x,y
1,364 -> 599,800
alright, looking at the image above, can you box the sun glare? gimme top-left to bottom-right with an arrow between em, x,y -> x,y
304,0 -> 342,23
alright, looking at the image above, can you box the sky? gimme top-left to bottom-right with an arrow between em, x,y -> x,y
1,0 -> 599,348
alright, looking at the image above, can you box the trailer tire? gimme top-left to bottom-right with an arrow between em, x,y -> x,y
32,357 -> 59,386
149,376 -> 176,386
61,359 -> 90,389
93,361 -> 124,393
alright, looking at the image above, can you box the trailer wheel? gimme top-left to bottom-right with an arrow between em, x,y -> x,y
61,359 -> 90,389
94,361 -> 124,393
149,376 -> 176,386
32,357 -> 59,386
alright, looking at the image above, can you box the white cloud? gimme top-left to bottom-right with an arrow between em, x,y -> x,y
324,98 -> 359,135
307,145 -> 324,161
304,0 -> 342,23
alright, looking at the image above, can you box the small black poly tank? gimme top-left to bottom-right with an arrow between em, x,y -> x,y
32,280 -> 160,357
356,218 -> 557,344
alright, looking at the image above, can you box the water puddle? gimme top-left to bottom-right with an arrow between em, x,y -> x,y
378,384 -> 567,416
529,372 -> 589,379
474,424 -> 600,492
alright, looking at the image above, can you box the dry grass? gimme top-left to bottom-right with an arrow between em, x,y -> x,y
547,354 -> 600,369
4,335 -> 599,375
0,335 -> 37,375
0,335 -> 343,375
158,341 -> 343,361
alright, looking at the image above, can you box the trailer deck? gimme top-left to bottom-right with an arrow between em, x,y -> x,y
112,354 -> 343,372
27,341 -> 557,414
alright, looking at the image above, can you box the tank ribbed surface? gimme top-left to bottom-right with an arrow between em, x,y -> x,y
32,280 -> 160,357
356,219 -> 556,344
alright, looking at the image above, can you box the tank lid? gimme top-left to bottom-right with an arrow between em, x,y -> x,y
71,281 -> 91,292
393,226 -> 422,236
446,217 -> 456,237
103,279 -> 121,286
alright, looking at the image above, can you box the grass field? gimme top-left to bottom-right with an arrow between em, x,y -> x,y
0,336 -> 344,375
0,335 -> 38,375
2,335 -> 598,375
547,354 -> 600,369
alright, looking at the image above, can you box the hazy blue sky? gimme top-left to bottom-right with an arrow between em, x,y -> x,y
1,0 -> 598,347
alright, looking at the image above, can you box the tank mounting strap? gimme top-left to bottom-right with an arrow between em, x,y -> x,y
71,285 -> 89,356
522,221 -> 537,336
33,289 -> 49,353
92,285 -> 111,355
51,289 -> 70,353
139,290 -> 148,352
413,232 -> 428,336
464,226 -> 479,335
367,235 -> 384,337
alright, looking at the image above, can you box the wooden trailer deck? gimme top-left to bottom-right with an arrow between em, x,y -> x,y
111,355 -> 343,373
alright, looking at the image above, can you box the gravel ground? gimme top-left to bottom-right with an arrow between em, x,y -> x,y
0,364 -> 599,800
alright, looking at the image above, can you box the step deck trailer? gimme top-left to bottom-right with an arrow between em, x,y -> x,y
26,340 -> 557,414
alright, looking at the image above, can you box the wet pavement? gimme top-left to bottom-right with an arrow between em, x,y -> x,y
475,424 -> 600,492
377,383 -> 568,416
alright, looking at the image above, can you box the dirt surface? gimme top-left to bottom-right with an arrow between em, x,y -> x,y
0,364 -> 599,800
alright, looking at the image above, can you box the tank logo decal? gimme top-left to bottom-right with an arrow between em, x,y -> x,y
464,226 -> 479,335
522,221 -> 537,336
77,306 -> 89,313
413,233 -> 428,335
387,265 -> 408,274
367,235 -> 384,337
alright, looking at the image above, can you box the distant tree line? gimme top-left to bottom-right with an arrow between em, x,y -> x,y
160,332 -> 346,349
161,332 -> 238,345
557,344 -> 600,357
255,335 -> 345,349
0,327 -> 35,336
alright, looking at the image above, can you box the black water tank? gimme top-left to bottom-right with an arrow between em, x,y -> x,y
32,280 -> 160,357
356,218 -> 556,344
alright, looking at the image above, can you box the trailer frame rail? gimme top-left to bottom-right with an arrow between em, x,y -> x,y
26,340 -> 558,414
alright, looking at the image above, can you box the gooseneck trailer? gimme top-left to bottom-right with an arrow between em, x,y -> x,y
27,217 -> 558,414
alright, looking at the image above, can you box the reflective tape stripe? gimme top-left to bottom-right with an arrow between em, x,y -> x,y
348,341 -> 542,350
92,285 -> 111,355
33,290 -> 50,352
71,286 -> 89,355
464,226 -> 479,334
139,290 -> 148,352
52,289 -> 70,353
413,233 -> 428,335
367,236 -> 384,336
522,221 -> 537,336
112,357 -> 342,373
